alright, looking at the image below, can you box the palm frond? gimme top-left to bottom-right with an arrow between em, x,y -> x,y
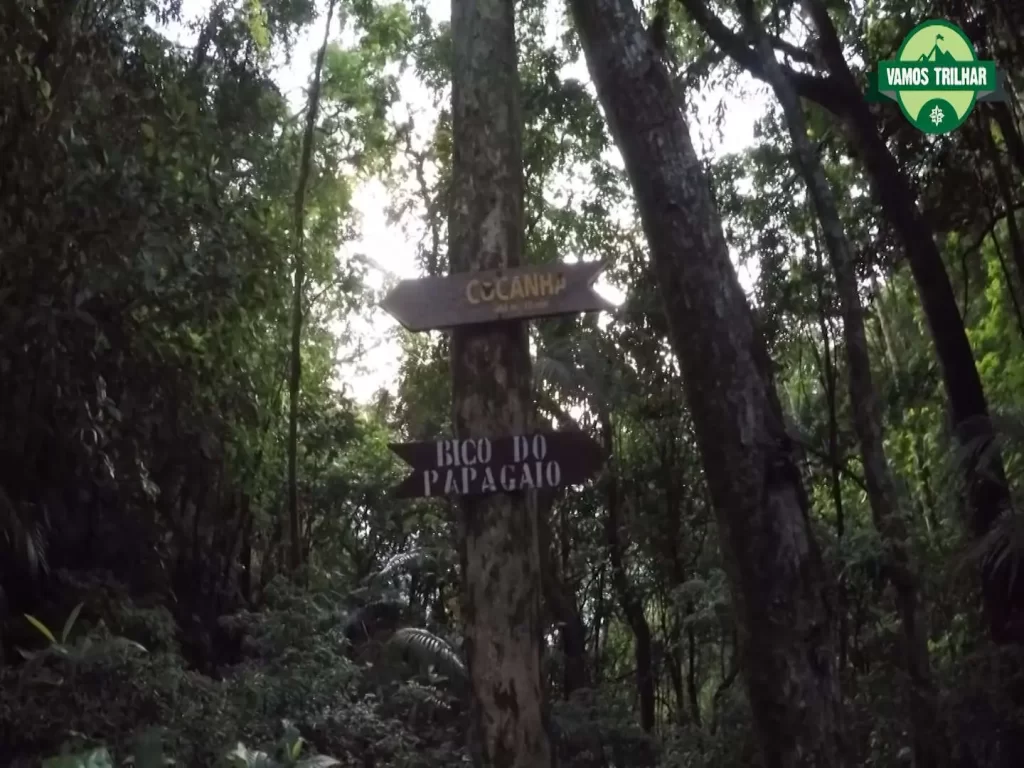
398,680 -> 453,712
386,627 -> 467,683
367,549 -> 430,584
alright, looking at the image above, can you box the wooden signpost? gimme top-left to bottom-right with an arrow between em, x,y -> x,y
379,261 -> 613,332
388,430 -> 605,498
382,258 -> 613,498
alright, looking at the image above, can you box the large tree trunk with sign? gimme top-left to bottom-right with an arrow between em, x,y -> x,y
568,1 -> 844,766
448,0 -> 553,766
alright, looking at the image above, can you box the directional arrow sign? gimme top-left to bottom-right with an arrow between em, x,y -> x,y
379,261 -> 614,332
388,431 -> 605,498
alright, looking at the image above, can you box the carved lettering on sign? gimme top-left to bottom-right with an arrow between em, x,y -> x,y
464,272 -> 567,306
388,431 -> 603,499
379,262 -> 613,332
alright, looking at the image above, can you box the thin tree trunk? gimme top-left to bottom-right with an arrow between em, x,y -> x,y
797,0 -> 1020,646
991,101 -> 1024,176
240,495 -> 252,603
870,277 -> 902,383
983,111 -> 1024,296
568,2 -> 844,765
601,415 -> 656,733
666,623 -> 686,724
449,0 -> 552,765
686,617 -> 702,727
287,0 -> 336,573
538,494 -> 590,697
682,0 -> 1022,648
592,564 -> 606,683
657,433 -> 694,728
989,226 -> 1024,341
814,278 -> 849,674
736,6 -> 942,763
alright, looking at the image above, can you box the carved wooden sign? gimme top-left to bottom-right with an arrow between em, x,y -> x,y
379,261 -> 613,332
388,430 -> 605,498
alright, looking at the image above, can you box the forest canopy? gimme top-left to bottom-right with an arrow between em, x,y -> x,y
1,0 -> 1024,766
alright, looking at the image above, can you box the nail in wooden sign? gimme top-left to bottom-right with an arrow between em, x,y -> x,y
388,430 -> 605,498
380,261 -> 614,332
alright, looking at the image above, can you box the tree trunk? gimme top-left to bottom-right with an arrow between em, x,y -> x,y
686,617 -> 702,727
983,110 -> 1024,297
592,564 -> 606,683
681,0 -> 1023,648
287,0 -> 336,573
538,495 -> 590,697
737,6 -> 942,763
568,2 -> 844,765
448,1 -> 552,765
815,273 -> 850,675
990,101 -> 1024,176
602,414 -> 656,733
797,0 -> 1021,646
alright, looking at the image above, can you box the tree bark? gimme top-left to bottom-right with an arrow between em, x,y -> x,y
736,6 -> 942,764
797,0 -> 1021,646
448,1 -> 552,765
681,0 -> 1022,648
983,110 -> 1024,297
990,101 -> 1024,177
568,2 -> 844,765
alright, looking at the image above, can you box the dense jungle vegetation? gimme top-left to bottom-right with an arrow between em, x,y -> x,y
3,0 -> 1024,765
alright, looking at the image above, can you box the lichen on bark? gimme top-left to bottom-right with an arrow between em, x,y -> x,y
448,1 -> 552,766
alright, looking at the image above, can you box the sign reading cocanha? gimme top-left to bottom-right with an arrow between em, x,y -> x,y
388,430 -> 605,498
379,261 -> 613,332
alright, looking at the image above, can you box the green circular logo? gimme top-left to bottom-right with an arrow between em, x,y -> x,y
879,20 -> 995,135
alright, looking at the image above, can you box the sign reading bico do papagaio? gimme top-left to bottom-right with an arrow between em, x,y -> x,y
868,19 -> 1007,135
379,261 -> 613,332
388,431 -> 605,498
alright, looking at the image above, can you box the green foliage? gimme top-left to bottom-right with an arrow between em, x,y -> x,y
3,0 -> 1024,765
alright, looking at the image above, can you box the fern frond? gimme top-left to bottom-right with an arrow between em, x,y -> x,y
399,680 -> 452,711
387,627 -> 466,682
369,549 -> 430,583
